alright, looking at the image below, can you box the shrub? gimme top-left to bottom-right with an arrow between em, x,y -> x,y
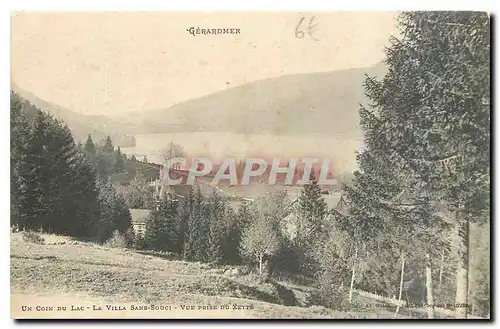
310,272 -> 351,311
104,230 -> 127,248
22,231 -> 45,244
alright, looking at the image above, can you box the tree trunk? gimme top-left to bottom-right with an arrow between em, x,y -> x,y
258,255 -> 263,276
349,248 -> 358,303
455,216 -> 470,319
438,249 -> 445,290
425,252 -> 435,319
394,251 -> 405,318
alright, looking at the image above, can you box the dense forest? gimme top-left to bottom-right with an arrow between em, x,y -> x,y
10,91 -> 134,241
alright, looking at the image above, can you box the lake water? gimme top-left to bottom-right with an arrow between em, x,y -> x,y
122,132 -> 361,174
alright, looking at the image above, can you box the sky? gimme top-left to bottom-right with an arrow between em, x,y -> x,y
11,12 -> 399,115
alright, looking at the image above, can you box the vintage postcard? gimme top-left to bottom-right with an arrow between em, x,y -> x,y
10,11 -> 490,319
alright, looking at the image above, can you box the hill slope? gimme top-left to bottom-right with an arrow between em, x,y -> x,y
11,233 -> 401,319
113,63 -> 387,139
12,63 -> 386,159
11,82 -> 136,147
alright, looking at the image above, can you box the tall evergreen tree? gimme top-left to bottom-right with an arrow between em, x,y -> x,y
102,135 -> 114,153
97,181 -> 132,242
143,189 -> 180,252
355,12 -> 490,318
114,146 -> 125,173
294,177 -> 328,274
205,190 -> 226,264
183,186 -> 207,261
10,92 -> 32,230
66,147 -> 101,237
23,111 -> 78,233
324,149 -> 401,304
219,203 -> 254,264
178,185 -> 195,254
237,201 -> 254,228
84,134 -> 96,156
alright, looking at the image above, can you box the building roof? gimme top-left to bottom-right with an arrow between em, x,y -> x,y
130,208 -> 151,224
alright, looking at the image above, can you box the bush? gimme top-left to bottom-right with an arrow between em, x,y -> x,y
22,231 -> 45,244
310,272 -> 351,311
104,230 -> 127,248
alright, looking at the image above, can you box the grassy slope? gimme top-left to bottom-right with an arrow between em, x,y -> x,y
10,233 -> 405,319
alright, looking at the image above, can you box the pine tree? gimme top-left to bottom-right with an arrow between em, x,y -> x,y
143,189 -> 180,252
48,120 -> 80,234
294,176 -> 328,274
237,201 -> 254,228
91,136 -> 116,180
102,135 -> 114,153
10,92 -> 32,230
219,207 -> 238,264
184,211 -> 207,261
219,203 -> 254,264
97,181 -> 132,242
84,134 -> 96,156
178,185 -> 195,254
205,190 -> 226,264
95,150 -> 115,180
114,147 -> 125,173
334,121 -> 447,314
359,12 -> 490,318
22,110 -> 52,231
21,111 -> 79,233
325,151 -> 402,305
11,93 -> 102,237
297,176 -> 328,230
183,186 -> 207,261
66,147 -> 100,238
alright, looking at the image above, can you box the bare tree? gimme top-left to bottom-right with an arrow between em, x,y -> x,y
162,141 -> 186,160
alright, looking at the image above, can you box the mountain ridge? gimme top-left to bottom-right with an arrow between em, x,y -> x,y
12,62 -> 387,148
111,63 -> 387,138
11,81 -> 137,147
